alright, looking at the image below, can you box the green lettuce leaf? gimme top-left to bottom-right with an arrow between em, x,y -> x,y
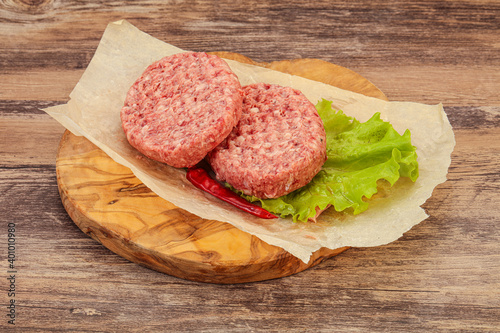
240,99 -> 419,222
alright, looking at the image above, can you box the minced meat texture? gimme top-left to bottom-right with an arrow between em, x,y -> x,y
121,52 -> 243,168
208,83 -> 327,199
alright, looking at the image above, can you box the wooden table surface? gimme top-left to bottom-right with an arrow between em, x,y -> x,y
1,1 -> 499,332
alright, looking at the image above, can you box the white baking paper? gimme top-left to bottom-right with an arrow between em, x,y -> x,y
45,20 -> 455,263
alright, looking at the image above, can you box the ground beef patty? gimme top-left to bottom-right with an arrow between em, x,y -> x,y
121,52 -> 243,168
208,83 -> 327,199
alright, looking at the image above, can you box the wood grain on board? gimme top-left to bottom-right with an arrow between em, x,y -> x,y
55,52 -> 387,283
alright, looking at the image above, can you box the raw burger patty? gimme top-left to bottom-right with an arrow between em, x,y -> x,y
208,83 -> 327,199
121,52 -> 243,168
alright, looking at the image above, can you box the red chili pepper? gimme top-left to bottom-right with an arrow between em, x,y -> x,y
186,166 -> 278,219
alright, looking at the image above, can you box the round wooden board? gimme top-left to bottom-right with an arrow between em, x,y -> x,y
56,53 -> 388,284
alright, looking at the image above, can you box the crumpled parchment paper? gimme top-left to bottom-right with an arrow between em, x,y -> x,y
44,20 -> 455,263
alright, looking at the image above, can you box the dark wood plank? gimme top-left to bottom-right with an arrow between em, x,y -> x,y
1,101 -> 65,166
1,0 -> 498,67
1,1 -> 499,105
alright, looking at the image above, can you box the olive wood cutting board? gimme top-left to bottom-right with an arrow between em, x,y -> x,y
56,52 -> 388,284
